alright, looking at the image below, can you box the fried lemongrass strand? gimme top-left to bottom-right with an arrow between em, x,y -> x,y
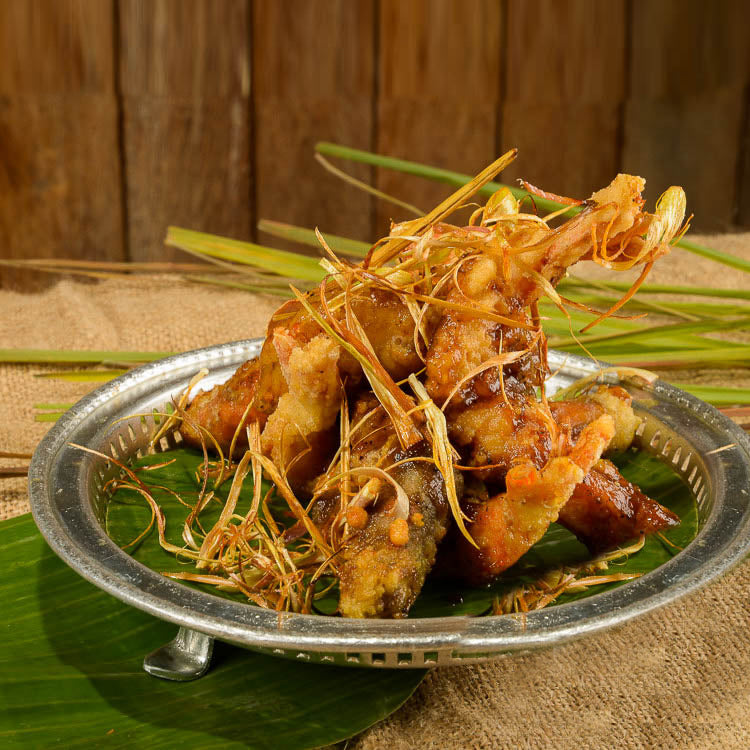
252,451 -> 333,556
579,261 -> 655,333
314,152 -> 425,217
408,374 -> 476,547
291,284 -> 422,448
368,148 -> 518,267
493,537 -> 646,614
71,443 -> 195,558
241,422 -> 264,530
196,450 -> 253,570
520,179 -> 583,207
112,480 -> 157,550
151,368 -> 208,447
346,467 -> 408,520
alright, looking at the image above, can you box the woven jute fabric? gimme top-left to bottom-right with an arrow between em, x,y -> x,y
1,235 -> 749,749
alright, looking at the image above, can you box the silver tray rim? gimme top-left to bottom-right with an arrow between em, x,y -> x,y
28,340 -> 750,661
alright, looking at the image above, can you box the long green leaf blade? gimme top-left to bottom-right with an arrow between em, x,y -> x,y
34,370 -> 128,382
0,514 -> 425,749
166,226 -> 326,282
601,347 -> 750,368
548,316 -> 750,350
561,276 -> 750,302
0,349 -> 172,364
258,219 -> 371,257
674,384 -> 750,406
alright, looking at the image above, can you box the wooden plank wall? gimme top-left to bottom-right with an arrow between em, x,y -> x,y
375,0 -> 501,231
1,0 -> 750,274
253,0 -> 375,248
119,0 -> 252,261
0,0 -> 124,278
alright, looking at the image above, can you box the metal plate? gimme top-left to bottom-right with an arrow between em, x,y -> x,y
29,340 -> 750,668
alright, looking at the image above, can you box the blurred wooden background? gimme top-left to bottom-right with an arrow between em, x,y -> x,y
1,0 -> 749,273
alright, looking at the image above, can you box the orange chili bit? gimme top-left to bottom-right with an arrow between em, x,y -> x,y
389,518 -> 410,546
506,463 -> 538,488
346,506 -> 369,530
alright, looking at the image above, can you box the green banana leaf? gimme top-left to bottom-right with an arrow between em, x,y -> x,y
107,447 -> 696,620
0,514 -> 425,749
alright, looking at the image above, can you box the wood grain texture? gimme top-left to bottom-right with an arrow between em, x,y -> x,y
629,0 -> 750,98
119,0 -> 252,261
623,93 -> 745,231
624,0 -> 750,230
375,0 -> 501,231
0,0 -> 124,283
738,88 -> 750,227
501,0 -> 626,200
253,1 -> 375,249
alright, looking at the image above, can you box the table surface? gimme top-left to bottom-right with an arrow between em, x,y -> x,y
2,233 -> 750,749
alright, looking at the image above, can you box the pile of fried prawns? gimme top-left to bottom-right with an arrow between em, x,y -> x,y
176,151 -> 688,618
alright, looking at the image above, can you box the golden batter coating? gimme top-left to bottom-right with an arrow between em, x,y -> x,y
337,443 -> 451,618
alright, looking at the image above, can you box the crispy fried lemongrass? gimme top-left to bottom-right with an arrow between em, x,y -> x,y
72,443 -> 196,559
492,536 -> 646,614
108,156 -> 688,617
291,285 -> 422,449
408,374 -> 476,547
151,368 -> 208,447
196,450 -> 253,570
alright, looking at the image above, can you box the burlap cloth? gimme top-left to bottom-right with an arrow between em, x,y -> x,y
2,234 -> 749,749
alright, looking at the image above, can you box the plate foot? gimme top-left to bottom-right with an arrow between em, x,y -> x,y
143,627 -> 214,681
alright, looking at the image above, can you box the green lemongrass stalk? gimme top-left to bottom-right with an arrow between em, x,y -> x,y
610,299 -> 750,318
559,277 -> 699,321
538,309 -> 740,352
548,316 -> 750,350
34,412 -> 65,422
554,335 -> 739,358
34,370 -> 128,383
601,347 -> 750,369
0,262 -> 119,281
258,220 -> 371,258
315,141 -> 564,214
0,259 -> 229,283
0,466 -> 28,477
676,385 -> 750,407
1,258 -> 227,274
34,402 -> 74,410
561,276 -> 750,302
316,142 -> 750,274
554,290 -> 750,321
0,349 -> 172,364
539,304 -> 655,334
185,275 -> 297,297
166,227 -> 325,282
675,239 -> 750,273
585,337 -> 746,354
